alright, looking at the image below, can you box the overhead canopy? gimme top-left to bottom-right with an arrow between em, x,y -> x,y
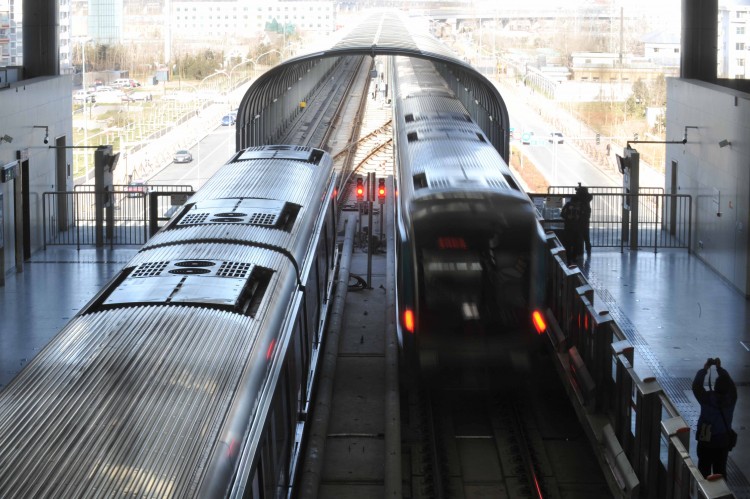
237,10 -> 511,161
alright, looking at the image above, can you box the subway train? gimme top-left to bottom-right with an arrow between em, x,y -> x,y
392,56 -> 548,373
0,145 -> 338,498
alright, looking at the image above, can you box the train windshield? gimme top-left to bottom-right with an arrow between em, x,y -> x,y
417,232 -> 531,333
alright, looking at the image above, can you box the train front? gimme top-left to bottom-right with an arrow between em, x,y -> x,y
399,188 -> 547,372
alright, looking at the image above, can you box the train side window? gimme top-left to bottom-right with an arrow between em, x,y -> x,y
261,435 -> 274,497
413,173 -> 427,190
305,264 -> 321,344
293,310 -> 310,409
316,234 -> 327,304
249,466 -> 261,499
268,387 -> 291,493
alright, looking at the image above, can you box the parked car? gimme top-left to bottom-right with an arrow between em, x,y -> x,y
127,179 -> 147,198
549,132 -> 564,144
221,114 -> 235,126
73,89 -> 96,103
93,86 -> 125,103
173,149 -> 193,163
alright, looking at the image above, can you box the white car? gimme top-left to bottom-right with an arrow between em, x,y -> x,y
549,132 -> 564,144
94,87 -> 126,103
73,90 -> 95,103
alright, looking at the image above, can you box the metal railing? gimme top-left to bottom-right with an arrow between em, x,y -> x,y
543,233 -> 733,498
43,184 -> 194,249
530,187 -> 692,252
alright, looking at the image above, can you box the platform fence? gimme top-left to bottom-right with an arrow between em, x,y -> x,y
531,186 -> 692,252
543,232 -> 735,498
43,184 -> 194,249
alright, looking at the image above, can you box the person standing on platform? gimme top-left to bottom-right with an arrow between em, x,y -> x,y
577,184 -> 593,255
560,190 -> 584,264
692,357 -> 738,478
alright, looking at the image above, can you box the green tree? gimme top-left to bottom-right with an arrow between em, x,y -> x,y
625,79 -> 648,118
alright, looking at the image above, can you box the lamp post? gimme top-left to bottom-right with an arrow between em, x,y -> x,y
252,49 -> 283,72
75,37 -> 92,181
228,59 -> 256,90
200,70 -> 229,94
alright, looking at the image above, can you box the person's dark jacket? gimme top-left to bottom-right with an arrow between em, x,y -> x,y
578,188 -> 592,222
692,367 -> 737,447
561,196 -> 584,228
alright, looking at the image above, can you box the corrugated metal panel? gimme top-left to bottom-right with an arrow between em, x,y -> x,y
0,307 -> 261,498
408,141 -> 509,180
143,223 -> 297,253
189,156 -> 331,206
331,10 -> 458,61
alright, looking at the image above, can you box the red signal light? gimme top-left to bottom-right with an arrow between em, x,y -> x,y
356,178 -> 364,201
532,310 -> 547,334
378,178 -> 386,203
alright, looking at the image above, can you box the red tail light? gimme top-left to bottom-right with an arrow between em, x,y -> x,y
532,310 -> 546,334
266,339 -> 276,360
403,308 -> 415,333
438,236 -> 467,250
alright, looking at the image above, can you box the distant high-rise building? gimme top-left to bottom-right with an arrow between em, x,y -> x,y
88,0 -> 123,45
60,0 -> 73,73
718,1 -> 750,79
0,0 -> 21,67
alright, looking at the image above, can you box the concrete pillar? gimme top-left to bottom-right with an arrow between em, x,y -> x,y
681,0 -> 718,81
22,0 -> 59,77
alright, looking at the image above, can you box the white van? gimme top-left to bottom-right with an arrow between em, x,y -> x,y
112,78 -> 132,88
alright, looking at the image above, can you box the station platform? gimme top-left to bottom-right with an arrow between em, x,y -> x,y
1,245 -> 748,497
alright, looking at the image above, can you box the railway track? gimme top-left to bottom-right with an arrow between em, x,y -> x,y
405,348 -> 614,499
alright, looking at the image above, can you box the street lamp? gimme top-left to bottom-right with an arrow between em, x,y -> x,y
228,59 -> 257,91
74,37 -> 93,181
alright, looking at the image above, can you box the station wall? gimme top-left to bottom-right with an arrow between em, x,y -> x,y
666,78 -> 750,295
0,75 -> 73,277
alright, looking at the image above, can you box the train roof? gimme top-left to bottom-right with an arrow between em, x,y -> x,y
0,305 -> 266,497
100,244 -> 290,310
189,145 -> 331,204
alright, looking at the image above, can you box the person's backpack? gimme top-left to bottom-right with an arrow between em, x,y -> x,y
562,201 -> 581,222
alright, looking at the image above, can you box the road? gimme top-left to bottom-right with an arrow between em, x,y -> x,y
498,80 -> 666,191
147,124 -> 236,191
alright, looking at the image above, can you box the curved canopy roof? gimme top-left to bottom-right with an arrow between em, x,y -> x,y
237,10 -> 511,161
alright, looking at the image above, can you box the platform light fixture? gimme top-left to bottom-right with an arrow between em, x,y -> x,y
0,134 -> 12,144
719,139 -> 731,148
33,125 -> 49,144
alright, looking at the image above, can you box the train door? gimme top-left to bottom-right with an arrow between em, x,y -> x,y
19,155 -> 30,262
55,135 -> 70,232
